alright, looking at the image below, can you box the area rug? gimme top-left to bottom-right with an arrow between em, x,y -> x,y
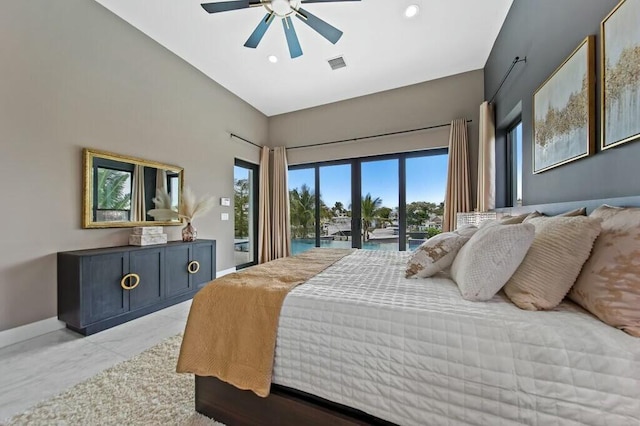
4,334 -> 223,426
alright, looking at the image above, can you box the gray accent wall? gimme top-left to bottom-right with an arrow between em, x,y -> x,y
0,1 -> 267,331
485,0 -> 640,207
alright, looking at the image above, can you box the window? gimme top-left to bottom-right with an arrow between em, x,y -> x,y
405,155 -> 447,250
319,163 -> 351,247
361,158 -> 399,251
94,167 -> 133,222
234,159 -> 259,268
507,121 -> 523,207
289,168 -> 317,254
167,173 -> 180,210
289,149 -> 448,254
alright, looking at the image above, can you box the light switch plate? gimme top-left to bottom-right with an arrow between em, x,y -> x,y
221,213 -> 229,221
220,197 -> 231,206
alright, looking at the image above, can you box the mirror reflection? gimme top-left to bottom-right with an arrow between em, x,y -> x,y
83,148 -> 183,228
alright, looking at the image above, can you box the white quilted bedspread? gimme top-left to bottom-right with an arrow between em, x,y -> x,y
271,250 -> 640,426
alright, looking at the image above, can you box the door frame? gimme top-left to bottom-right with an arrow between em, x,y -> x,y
289,148 -> 448,251
234,159 -> 259,269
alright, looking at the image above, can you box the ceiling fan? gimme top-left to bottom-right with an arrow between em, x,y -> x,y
200,0 -> 361,59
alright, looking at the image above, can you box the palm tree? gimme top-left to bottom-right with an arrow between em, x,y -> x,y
289,184 -> 315,239
97,169 -> 130,210
361,193 -> 382,242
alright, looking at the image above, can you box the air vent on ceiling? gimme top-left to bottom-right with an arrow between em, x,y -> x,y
328,56 -> 347,71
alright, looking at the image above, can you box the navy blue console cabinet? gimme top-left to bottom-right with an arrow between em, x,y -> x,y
57,239 -> 215,335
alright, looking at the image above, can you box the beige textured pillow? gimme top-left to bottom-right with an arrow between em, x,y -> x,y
530,207 -> 587,218
405,225 -> 477,278
499,213 -> 531,225
569,205 -> 640,337
450,222 -> 535,301
504,216 -> 602,310
478,213 -> 529,228
558,207 -> 587,216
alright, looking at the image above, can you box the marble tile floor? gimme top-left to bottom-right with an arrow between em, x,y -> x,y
0,299 -> 192,422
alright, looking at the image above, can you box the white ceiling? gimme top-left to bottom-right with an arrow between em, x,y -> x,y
94,0 -> 513,116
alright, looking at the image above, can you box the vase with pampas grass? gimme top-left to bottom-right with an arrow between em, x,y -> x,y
178,186 -> 215,241
148,186 -> 215,242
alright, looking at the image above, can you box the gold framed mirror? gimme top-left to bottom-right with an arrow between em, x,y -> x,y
82,148 -> 183,228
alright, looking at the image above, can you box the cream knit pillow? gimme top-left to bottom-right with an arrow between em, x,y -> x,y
450,222 -> 535,301
405,225 -> 477,278
503,216 -> 602,310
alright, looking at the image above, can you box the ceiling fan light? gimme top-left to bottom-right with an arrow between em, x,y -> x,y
268,55 -> 279,63
404,5 -> 419,18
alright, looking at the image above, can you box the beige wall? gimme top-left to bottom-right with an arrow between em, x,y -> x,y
0,1 -> 267,331
269,70 -> 484,189
0,2 -> 484,333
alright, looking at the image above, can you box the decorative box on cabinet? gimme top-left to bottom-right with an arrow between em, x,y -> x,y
58,239 -> 216,335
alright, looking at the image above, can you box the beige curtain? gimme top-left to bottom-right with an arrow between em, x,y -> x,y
258,146 -> 272,263
271,147 -> 291,259
156,169 -> 168,197
443,118 -> 471,232
477,101 -> 496,211
131,165 -> 146,222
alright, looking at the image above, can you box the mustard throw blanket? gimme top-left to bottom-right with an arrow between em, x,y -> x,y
176,248 -> 354,397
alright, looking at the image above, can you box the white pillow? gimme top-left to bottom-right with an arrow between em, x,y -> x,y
405,225 -> 477,278
450,222 -> 535,301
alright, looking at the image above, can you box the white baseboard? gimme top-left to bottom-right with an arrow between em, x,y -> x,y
0,317 -> 66,349
216,267 -> 236,278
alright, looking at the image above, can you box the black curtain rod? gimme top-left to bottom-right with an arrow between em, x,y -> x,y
489,56 -> 527,104
287,120 -> 472,151
287,120 -> 473,150
229,119 -> 472,151
229,133 -> 262,149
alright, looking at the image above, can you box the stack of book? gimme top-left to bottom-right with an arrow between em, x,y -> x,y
129,226 -> 168,246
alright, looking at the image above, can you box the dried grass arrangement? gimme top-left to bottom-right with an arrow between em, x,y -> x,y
178,186 -> 216,223
148,186 -> 215,224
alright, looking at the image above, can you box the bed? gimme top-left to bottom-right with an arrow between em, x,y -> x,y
182,197 -> 640,425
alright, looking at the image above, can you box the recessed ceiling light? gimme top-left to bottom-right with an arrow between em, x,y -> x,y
404,5 -> 419,18
268,55 -> 278,63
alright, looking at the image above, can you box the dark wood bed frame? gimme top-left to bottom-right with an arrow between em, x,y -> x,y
194,195 -> 640,425
195,376 -> 396,426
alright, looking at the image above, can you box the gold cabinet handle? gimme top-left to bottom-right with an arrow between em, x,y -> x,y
121,273 -> 140,290
187,260 -> 200,274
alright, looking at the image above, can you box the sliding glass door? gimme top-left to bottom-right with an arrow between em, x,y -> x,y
289,149 -> 447,253
289,168 -> 316,254
405,155 -> 447,251
320,163 -> 352,249
234,159 -> 258,268
361,159 -> 399,251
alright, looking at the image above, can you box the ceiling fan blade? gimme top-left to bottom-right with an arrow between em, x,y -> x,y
282,17 -> 303,59
295,8 -> 342,44
201,0 -> 258,14
244,13 -> 275,48
301,0 -> 361,3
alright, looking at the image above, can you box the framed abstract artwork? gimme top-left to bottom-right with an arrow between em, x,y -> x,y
601,0 -> 640,150
532,36 -> 595,174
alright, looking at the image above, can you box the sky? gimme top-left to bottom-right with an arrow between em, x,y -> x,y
514,122 -> 523,203
288,154 -> 448,210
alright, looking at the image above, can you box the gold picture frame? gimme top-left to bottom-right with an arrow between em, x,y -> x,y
532,36 -> 595,174
601,0 -> 640,150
